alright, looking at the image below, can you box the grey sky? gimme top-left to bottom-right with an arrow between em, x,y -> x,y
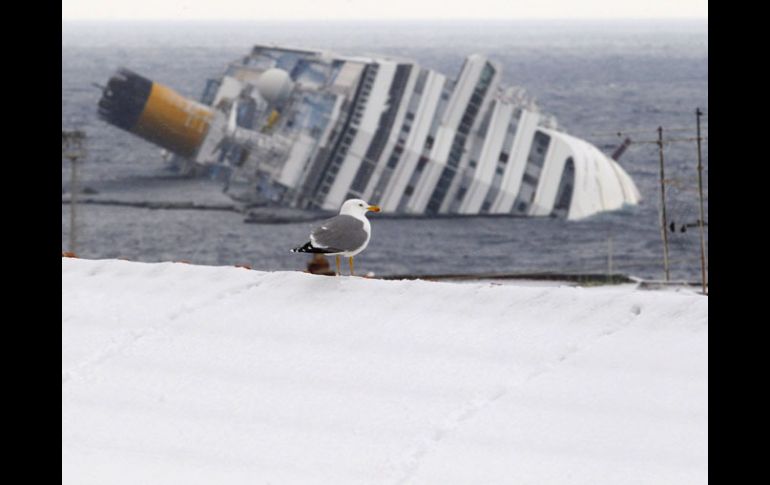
62,0 -> 708,21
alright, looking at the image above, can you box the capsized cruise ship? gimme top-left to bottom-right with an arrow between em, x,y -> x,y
98,45 -> 640,219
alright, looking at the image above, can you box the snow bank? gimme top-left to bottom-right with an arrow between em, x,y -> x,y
62,259 -> 707,484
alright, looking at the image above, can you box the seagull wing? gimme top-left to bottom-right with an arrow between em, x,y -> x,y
310,215 -> 367,253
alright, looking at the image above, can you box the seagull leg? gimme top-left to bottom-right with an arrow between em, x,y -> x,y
335,255 -> 341,276
349,256 -> 354,277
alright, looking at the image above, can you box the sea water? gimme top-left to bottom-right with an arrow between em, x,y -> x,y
62,20 -> 708,280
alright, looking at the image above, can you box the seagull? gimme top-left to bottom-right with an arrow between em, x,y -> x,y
291,199 -> 380,276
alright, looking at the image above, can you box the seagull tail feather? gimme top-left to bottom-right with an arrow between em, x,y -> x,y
291,241 -> 335,254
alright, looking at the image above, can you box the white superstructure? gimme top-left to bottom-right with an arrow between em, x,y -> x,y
107,44 -> 640,219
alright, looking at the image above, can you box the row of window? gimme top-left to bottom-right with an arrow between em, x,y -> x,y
446,103 -> 496,212
369,71 -> 430,203
551,158 -> 575,218
425,62 -> 496,214
478,108 -> 523,213
314,64 -> 379,200
395,84 -> 453,212
511,131 -> 551,215
349,64 -> 413,196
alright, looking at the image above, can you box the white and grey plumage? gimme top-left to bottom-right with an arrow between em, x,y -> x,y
291,199 -> 380,276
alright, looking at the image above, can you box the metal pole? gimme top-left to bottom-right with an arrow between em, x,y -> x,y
69,154 -> 78,254
63,130 -> 85,255
695,109 -> 708,294
607,235 -> 613,282
657,126 -> 670,281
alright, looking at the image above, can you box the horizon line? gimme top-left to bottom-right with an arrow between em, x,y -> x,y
62,17 -> 708,22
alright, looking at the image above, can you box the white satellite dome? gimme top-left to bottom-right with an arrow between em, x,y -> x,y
255,68 -> 293,104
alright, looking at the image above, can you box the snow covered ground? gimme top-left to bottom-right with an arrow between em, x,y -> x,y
62,258 -> 708,484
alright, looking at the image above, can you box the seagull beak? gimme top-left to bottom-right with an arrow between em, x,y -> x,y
367,205 -> 381,213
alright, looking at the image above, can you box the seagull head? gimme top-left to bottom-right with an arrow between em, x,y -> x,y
339,198 -> 380,218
